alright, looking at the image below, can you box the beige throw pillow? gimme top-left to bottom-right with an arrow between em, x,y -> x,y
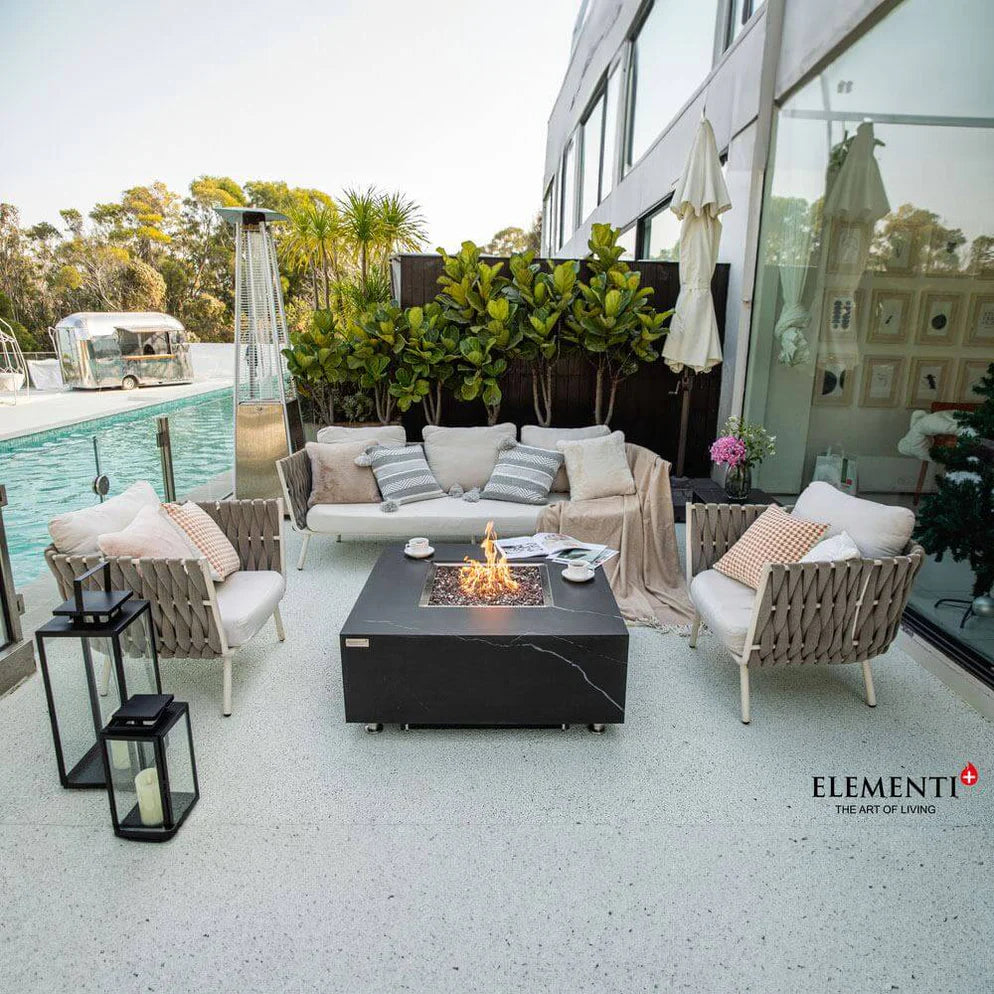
557,431 -> 636,501
49,480 -> 160,554
306,441 -> 380,506
520,424 -> 610,492
714,505 -> 828,589
98,505 -> 198,560
164,502 -> 241,580
422,423 -> 516,491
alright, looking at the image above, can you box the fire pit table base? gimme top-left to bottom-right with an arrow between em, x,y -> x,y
340,544 -> 629,730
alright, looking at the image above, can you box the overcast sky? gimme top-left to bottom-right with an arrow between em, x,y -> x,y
0,0 -> 579,249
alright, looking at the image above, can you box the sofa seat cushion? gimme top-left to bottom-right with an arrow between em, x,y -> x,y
306,494 -> 568,538
690,569 -> 756,658
214,570 -> 285,648
791,481 -> 915,559
422,423 -> 516,491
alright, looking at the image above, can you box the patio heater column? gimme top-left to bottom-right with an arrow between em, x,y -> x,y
216,207 -> 305,498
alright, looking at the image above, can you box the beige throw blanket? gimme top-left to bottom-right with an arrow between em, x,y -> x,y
538,443 -> 695,627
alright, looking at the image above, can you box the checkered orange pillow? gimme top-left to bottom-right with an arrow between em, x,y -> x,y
714,505 -> 827,589
163,502 -> 241,580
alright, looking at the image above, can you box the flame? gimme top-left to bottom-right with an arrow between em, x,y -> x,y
459,521 -> 519,600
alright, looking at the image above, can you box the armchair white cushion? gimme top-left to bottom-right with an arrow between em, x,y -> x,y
214,570 -> 286,648
689,569 -> 755,657
791,482 -> 914,558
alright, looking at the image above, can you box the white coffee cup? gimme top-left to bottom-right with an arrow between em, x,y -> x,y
565,563 -> 594,581
407,537 -> 430,551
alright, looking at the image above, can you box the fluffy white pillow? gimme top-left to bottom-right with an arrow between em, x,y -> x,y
799,530 -> 862,563
49,481 -> 160,555
315,424 -> 406,445
520,424 -> 610,492
422,423 -> 516,491
556,431 -> 636,502
791,482 -> 914,558
98,505 -> 199,560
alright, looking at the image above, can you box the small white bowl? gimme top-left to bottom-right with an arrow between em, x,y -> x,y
404,545 -> 435,560
562,567 -> 594,583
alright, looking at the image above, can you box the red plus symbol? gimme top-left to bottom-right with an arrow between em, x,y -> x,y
960,762 -> 978,786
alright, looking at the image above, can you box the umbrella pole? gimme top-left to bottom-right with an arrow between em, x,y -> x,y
675,369 -> 693,477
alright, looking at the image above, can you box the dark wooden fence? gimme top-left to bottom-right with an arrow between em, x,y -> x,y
392,254 -> 728,477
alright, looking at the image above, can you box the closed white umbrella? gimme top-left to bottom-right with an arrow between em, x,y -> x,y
662,117 -> 731,474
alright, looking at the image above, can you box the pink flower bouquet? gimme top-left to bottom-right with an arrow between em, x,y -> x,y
710,435 -> 748,468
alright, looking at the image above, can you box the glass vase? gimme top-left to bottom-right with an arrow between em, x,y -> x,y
724,464 -> 752,501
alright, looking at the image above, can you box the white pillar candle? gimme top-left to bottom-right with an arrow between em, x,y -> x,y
110,739 -> 131,772
135,767 -> 164,827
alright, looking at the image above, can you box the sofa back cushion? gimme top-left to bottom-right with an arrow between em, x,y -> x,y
422,423 -> 516,491
480,440 -> 563,504
556,431 -> 635,502
520,424 -> 610,492
305,441 -> 380,506
49,480 -> 160,555
714,505 -> 828,589
315,424 -> 405,446
791,481 -> 914,558
361,444 -> 445,506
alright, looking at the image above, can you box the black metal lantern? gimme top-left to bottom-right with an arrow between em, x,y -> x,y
99,693 -> 199,842
35,562 -> 162,789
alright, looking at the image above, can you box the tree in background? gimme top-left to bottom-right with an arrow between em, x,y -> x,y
914,363 -> 994,600
482,212 -> 541,256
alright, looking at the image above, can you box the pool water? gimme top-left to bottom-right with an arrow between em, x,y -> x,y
1,389 -> 234,587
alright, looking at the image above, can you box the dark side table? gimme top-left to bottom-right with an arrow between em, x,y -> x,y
671,477 -> 781,522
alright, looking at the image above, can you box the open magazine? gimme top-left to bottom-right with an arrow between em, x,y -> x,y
495,532 -> 618,569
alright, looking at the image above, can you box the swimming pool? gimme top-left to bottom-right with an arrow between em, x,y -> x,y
1,388 -> 234,587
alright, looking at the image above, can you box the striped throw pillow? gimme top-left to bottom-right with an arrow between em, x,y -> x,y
714,505 -> 828,589
481,440 -> 564,504
357,444 -> 445,508
163,502 -> 241,580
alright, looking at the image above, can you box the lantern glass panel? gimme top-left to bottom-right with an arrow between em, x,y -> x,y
106,737 -> 163,831
41,634 -> 121,784
163,711 -> 197,824
117,610 -> 159,697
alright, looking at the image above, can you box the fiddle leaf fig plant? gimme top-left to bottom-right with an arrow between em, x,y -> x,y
390,302 -> 459,424
565,223 -> 670,424
436,241 -> 521,424
348,302 -> 407,424
509,251 -> 579,426
282,309 -> 351,425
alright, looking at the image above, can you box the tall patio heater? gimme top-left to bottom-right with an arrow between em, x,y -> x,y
217,207 -> 304,498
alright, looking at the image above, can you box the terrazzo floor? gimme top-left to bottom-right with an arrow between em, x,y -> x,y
1,532 -> 992,993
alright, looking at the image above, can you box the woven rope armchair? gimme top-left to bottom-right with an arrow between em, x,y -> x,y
45,499 -> 286,716
276,449 -> 315,569
686,502 -> 924,724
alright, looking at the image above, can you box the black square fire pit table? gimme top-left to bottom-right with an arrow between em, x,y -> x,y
339,543 -> 629,733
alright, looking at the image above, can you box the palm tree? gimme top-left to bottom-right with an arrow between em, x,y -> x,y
338,186 -> 382,298
376,191 -> 427,267
282,202 -> 342,310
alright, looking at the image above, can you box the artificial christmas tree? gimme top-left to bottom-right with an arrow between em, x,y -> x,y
914,361 -> 994,624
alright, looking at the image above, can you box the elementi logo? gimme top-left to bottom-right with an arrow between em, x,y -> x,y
813,762 -> 979,816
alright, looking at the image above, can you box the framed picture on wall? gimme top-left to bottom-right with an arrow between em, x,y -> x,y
954,359 -> 991,404
966,294 -> 994,345
916,293 -> 961,346
907,357 -> 951,408
861,355 -> 905,408
821,290 -> 862,340
812,358 -> 854,406
867,289 -> 913,344
827,222 -> 867,275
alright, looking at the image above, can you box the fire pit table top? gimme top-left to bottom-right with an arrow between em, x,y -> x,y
341,543 -> 627,640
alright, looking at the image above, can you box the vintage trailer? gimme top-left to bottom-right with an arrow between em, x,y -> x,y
53,312 -> 194,390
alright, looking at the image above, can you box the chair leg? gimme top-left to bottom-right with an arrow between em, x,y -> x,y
273,605 -> 286,642
861,660 -> 877,707
739,664 -> 751,724
689,615 -> 701,649
222,654 -> 233,717
296,533 -> 311,571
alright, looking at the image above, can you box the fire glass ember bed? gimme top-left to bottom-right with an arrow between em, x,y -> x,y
339,543 -> 629,732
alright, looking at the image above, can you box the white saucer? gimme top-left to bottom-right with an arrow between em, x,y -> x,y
405,545 -> 434,559
562,568 -> 594,583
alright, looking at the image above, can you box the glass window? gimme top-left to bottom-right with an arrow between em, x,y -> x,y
601,64 -> 622,198
743,0 -> 994,675
640,199 -> 681,261
616,225 -> 637,260
625,0 -> 721,170
560,136 -> 578,244
725,0 -> 763,49
542,183 -> 554,255
580,91 -> 605,222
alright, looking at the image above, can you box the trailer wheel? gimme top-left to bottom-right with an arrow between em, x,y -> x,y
121,375 -> 139,391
